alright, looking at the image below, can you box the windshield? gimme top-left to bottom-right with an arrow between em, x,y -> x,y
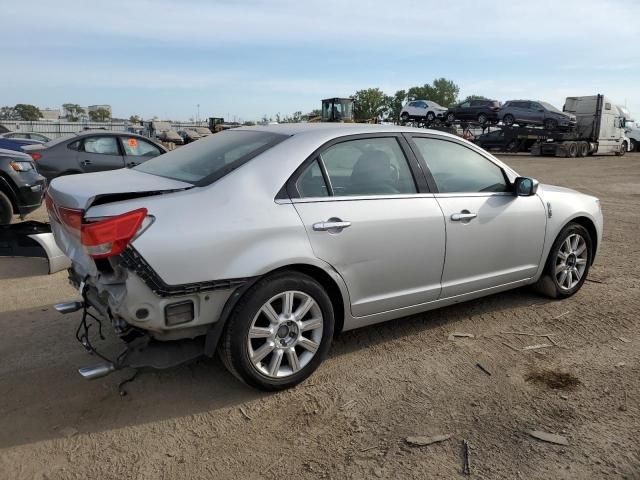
540,102 -> 562,114
135,129 -> 287,185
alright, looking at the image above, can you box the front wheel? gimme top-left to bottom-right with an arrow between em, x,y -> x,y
446,112 -> 456,123
426,112 -> 435,122
400,112 -> 409,122
219,272 -> 334,391
0,191 -> 13,225
503,114 -> 515,126
477,113 -> 487,125
615,141 -> 627,156
534,223 -> 592,299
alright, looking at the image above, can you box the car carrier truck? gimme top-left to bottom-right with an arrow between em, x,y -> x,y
530,94 -> 629,157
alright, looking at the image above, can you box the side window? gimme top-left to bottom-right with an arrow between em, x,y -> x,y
122,137 -> 162,156
67,140 -> 81,151
83,136 -> 119,155
296,159 -> 328,198
320,137 -> 417,196
30,134 -> 48,141
408,101 -> 417,107
460,102 -> 471,108
413,138 -> 509,193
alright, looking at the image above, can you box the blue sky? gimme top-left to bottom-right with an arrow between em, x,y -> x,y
2,0 -> 639,121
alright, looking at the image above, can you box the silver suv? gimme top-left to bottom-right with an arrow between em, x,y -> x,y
499,100 -> 576,130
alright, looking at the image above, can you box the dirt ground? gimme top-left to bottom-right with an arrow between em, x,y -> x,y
1,153 -> 639,479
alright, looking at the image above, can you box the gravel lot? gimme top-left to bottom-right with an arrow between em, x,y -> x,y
1,153 -> 638,479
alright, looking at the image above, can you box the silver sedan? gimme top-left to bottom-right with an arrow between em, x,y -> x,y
47,124 -> 603,390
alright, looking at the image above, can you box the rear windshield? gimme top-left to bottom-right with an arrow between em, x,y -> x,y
135,129 -> 287,185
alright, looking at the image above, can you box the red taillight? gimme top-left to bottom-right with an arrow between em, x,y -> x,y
81,208 -> 148,259
29,152 -> 42,161
58,206 -> 84,230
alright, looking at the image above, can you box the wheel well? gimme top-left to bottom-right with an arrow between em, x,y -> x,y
266,264 -> 345,336
570,216 -> 598,264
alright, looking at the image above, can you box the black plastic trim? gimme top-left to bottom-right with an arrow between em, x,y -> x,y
120,247 -> 251,297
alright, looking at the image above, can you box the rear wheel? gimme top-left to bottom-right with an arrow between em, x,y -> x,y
219,272 -> 334,391
400,112 -> 409,122
630,138 -> 637,152
578,141 -> 589,157
446,112 -> 456,123
503,114 -> 515,126
426,112 -> 435,122
477,113 -> 488,125
567,142 -> 578,158
534,223 -> 592,299
615,141 -> 627,156
0,191 -> 13,225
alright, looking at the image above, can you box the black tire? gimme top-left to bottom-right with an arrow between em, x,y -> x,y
630,138 -> 637,152
578,141 -> 589,157
219,271 -> 335,391
426,112 -> 435,122
503,114 -> 515,126
567,142 -> 578,158
544,119 -> 558,130
477,113 -> 488,125
446,112 -> 456,123
615,141 -> 627,156
400,112 -> 409,122
0,191 -> 13,225
534,223 -> 593,299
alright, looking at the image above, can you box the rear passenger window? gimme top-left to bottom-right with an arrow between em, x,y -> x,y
296,160 -> 328,197
413,138 -> 509,193
320,137 -> 417,196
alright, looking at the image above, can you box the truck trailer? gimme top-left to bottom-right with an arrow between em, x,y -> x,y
531,94 -> 629,157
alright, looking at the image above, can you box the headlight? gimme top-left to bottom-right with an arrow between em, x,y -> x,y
9,161 -> 34,172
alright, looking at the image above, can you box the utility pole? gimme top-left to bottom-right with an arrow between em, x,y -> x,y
196,104 -> 200,124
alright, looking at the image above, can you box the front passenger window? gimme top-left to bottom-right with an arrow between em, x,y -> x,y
413,138 -> 509,193
83,136 -> 119,155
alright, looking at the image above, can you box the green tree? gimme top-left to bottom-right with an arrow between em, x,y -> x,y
129,115 -> 141,124
429,78 -> 460,107
0,106 -> 19,121
63,103 -> 85,121
89,108 -> 111,122
352,88 -> 388,121
407,78 -> 460,107
463,95 -> 488,102
387,90 -> 407,122
14,104 -> 42,121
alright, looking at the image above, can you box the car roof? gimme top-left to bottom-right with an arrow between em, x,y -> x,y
235,123 -> 463,141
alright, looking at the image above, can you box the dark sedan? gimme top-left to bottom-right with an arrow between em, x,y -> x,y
22,131 -> 167,181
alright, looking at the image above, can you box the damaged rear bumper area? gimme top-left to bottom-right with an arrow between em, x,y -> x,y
58,247 -> 252,381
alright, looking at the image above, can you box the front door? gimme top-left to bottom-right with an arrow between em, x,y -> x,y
290,135 -> 446,317
409,135 -> 547,298
119,135 -> 164,167
78,135 -> 125,173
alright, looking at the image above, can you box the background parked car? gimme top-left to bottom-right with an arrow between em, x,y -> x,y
177,129 -> 201,144
624,120 -> 640,151
0,131 -> 51,142
400,100 -> 447,122
499,100 -> 576,130
22,131 -> 167,181
195,127 -> 213,137
0,148 -> 46,224
0,137 -> 44,153
445,99 -> 502,125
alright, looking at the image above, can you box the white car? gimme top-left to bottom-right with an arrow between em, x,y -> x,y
625,121 -> 640,151
400,100 -> 448,122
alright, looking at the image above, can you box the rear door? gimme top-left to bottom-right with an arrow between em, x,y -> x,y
78,135 -> 125,173
457,101 -> 472,120
290,134 -> 446,317
119,136 -> 164,167
407,134 -> 546,298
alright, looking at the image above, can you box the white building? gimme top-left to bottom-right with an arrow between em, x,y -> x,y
87,104 -> 112,115
39,108 -> 60,121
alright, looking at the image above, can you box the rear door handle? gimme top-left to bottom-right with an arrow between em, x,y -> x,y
451,212 -> 477,221
81,159 -> 92,166
313,220 -> 351,232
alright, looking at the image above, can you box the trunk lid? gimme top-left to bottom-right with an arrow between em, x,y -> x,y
47,168 -> 192,210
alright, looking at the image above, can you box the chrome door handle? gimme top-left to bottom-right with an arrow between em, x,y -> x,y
451,212 -> 477,221
313,220 -> 352,232
81,159 -> 92,166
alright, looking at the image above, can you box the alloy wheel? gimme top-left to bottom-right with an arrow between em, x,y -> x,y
555,233 -> 588,290
247,291 -> 323,378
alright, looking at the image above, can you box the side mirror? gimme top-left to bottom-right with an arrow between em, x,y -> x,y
514,177 -> 539,196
